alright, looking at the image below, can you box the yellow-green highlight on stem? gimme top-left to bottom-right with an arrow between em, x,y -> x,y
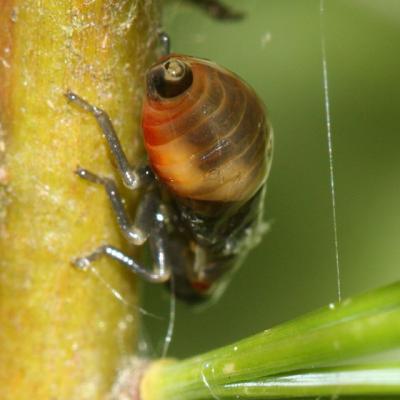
0,1 -> 161,399
141,282 -> 400,400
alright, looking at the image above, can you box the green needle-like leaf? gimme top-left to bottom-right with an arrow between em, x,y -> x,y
221,364 -> 400,398
142,282 -> 400,400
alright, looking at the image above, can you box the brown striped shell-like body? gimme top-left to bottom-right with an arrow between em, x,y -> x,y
142,55 -> 273,206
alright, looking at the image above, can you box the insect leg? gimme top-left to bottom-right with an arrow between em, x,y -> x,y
148,212 -> 206,302
72,175 -> 171,283
158,31 -> 170,56
73,245 -> 170,283
65,91 -> 146,189
76,167 -> 156,245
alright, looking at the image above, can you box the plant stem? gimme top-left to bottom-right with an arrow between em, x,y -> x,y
141,282 -> 400,400
0,1 -> 160,399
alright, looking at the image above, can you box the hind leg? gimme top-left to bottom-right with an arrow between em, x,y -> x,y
72,171 -> 171,283
73,244 -> 170,283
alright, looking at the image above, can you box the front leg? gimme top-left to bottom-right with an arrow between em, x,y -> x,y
65,91 -> 149,189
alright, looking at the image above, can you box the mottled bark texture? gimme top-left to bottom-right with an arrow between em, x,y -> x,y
0,1 -> 160,399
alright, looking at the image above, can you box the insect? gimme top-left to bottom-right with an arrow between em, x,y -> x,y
188,0 -> 244,20
66,33 -> 273,303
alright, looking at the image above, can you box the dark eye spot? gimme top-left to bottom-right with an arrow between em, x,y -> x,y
150,58 -> 193,99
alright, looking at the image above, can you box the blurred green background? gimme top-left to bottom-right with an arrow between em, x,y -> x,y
141,0 -> 400,359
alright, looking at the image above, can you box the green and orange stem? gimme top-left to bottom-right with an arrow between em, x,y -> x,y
0,1 -> 160,399
2,3 -> 400,400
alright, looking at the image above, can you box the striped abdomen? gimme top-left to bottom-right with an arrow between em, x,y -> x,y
142,55 -> 273,204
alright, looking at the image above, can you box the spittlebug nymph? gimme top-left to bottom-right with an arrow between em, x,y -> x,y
67,33 -> 273,303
